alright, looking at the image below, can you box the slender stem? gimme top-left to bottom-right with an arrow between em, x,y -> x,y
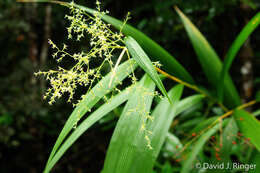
109,47 -> 126,87
156,67 -> 228,112
177,99 -> 257,156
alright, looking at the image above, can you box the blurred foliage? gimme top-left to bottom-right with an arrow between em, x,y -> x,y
0,0 -> 260,172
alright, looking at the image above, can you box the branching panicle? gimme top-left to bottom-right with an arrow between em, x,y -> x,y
35,1 -> 130,105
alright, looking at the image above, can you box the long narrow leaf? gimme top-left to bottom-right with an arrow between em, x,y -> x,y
218,12 -> 260,101
45,60 -> 137,169
125,36 -> 171,103
234,109 -> 260,152
139,84 -> 183,172
44,86 -> 132,172
102,74 -> 155,173
175,7 -> 241,108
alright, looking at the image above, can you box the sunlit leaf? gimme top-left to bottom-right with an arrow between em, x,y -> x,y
102,74 -> 155,173
44,85 -> 132,172
44,60 -> 137,172
125,36 -> 171,103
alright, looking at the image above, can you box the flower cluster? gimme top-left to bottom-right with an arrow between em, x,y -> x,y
35,1 -> 129,105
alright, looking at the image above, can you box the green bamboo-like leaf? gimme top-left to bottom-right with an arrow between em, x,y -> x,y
234,109 -> 260,152
125,36 -> 171,103
191,116 -> 219,133
175,7 -> 241,108
218,12 -> 260,101
102,74 -> 155,173
44,60 -> 137,170
139,84 -> 183,172
44,86 -> 132,173
19,0 -> 194,84
164,133 -> 183,157
175,94 -> 204,115
181,120 -> 227,173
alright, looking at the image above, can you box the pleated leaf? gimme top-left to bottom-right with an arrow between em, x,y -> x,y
44,86 -> 132,173
125,36 -> 171,103
175,7 -> 241,108
102,74 -> 155,173
44,60 -> 137,171
234,109 -> 260,152
218,12 -> 260,101
139,84 -> 183,172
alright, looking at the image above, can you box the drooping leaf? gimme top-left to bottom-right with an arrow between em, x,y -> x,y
175,7 -> 241,108
45,60 -> 137,169
125,36 -> 171,103
234,109 -> 260,152
44,86 -> 132,173
218,12 -> 260,101
102,74 -> 155,173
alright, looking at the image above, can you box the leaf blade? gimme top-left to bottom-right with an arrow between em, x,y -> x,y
125,36 -> 171,103
234,109 -> 260,152
175,7 -> 241,108
218,12 -> 260,101
44,86 -> 131,173
44,60 -> 137,170
102,74 -> 156,173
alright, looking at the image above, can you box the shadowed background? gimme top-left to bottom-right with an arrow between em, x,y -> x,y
0,0 -> 260,172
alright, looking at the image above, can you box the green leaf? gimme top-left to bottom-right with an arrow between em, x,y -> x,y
175,94 -> 204,115
175,7 -> 241,108
44,86 -> 132,173
102,74 -> 155,173
253,109 -> 260,117
44,60 -> 137,170
181,120 -> 227,173
234,109 -> 260,152
164,133 -> 183,157
125,36 -> 171,103
218,12 -> 260,101
23,0 -> 194,83
142,85 -> 183,172
256,90 -> 260,102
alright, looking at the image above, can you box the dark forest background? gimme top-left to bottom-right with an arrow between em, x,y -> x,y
1,0 -> 260,172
